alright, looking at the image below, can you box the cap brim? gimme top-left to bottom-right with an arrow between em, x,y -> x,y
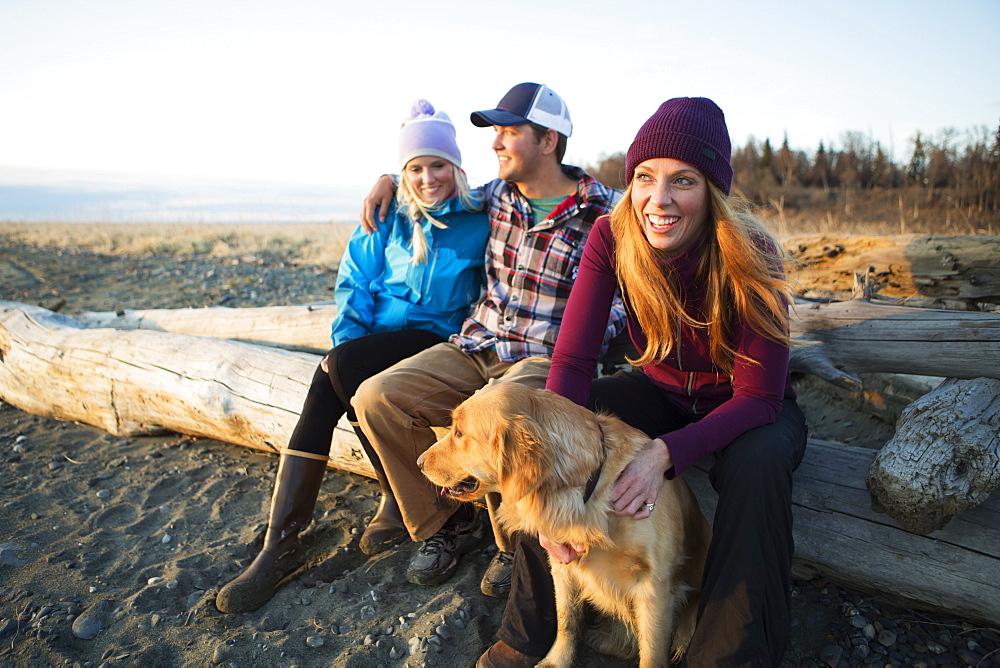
470,109 -> 530,128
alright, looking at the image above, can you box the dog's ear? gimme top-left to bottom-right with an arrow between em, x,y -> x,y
495,415 -> 551,503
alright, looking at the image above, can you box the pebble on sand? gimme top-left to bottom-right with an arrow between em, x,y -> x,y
70,600 -> 112,640
0,543 -> 28,567
71,614 -> 102,640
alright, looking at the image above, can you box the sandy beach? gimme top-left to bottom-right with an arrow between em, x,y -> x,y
2,231 -> 996,667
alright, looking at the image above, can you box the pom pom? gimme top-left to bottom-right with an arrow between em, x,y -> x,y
409,99 -> 436,118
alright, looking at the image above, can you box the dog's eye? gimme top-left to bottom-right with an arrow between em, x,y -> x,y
453,428 -> 463,438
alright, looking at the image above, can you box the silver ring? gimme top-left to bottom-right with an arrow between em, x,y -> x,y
644,503 -> 655,511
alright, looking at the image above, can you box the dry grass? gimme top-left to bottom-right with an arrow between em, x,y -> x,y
0,222 -> 356,267
748,187 -> 997,238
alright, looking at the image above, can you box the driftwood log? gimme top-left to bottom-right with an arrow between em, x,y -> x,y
782,234 -> 1000,306
77,302 -> 338,353
688,440 -> 1000,626
787,298 -> 1000,390
67,295 -> 1000,540
0,301 -> 374,478
866,377 -> 1000,535
1,300 -> 999,623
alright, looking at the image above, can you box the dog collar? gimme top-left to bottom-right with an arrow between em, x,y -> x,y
582,422 -> 607,504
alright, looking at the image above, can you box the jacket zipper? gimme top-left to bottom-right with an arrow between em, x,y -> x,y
677,320 -> 699,413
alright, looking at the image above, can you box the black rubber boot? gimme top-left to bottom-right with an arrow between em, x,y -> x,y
360,491 -> 408,555
354,425 -> 408,555
216,451 -> 327,613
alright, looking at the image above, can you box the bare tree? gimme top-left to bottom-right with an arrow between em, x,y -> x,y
585,151 -> 627,190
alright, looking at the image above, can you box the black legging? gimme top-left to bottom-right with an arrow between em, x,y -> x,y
499,369 -> 807,666
286,329 -> 446,484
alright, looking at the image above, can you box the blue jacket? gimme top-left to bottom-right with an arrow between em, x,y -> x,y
331,195 -> 489,346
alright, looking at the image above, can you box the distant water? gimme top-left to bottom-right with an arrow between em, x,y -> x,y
0,175 -> 365,224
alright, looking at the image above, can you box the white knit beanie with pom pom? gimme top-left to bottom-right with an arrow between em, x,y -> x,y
398,99 -> 462,170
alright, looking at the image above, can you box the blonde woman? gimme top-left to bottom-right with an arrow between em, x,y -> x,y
217,100 -> 489,614
482,98 -> 807,667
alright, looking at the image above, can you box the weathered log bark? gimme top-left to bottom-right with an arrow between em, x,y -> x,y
687,440 -> 1000,626
788,298 -> 1000,390
865,377 -> 1000,535
3,301 -> 999,623
0,301 -> 375,478
77,302 -> 338,353
782,234 -> 1000,306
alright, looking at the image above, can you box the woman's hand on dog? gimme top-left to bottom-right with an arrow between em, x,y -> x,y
611,438 -> 673,519
539,439 -> 674,564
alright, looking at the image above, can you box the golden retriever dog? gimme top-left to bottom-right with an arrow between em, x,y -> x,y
417,382 -> 711,667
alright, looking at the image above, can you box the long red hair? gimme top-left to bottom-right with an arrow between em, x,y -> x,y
609,182 -> 792,373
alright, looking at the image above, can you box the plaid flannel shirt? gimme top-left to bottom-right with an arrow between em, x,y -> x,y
450,165 -> 626,361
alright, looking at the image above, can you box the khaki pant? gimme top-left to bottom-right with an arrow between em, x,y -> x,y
351,342 -> 549,542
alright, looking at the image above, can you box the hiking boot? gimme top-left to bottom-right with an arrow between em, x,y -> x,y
480,549 -> 513,599
406,506 -> 483,586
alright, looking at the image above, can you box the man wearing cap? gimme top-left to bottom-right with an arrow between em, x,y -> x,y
353,83 -> 623,608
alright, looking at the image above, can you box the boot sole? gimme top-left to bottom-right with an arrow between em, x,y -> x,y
216,550 -> 306,613
359,530 -> 408,557
407,556 -> 460,586
405,520 -> 486,586
480,579 -> 511,599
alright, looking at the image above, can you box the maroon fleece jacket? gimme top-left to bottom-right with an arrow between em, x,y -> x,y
546,215 -> 796,478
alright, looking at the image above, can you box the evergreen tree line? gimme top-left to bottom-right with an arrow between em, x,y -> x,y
586,123 -> 1000,219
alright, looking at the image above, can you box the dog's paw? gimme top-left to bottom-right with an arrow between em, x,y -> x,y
538,641 -> 576,668
536,660 -> 569,668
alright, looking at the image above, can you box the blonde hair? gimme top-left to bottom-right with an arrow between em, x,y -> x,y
396,163 -> 481,264
609,181 -> 792,373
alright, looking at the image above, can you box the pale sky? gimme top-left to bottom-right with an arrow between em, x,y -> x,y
2,0 -> 998,197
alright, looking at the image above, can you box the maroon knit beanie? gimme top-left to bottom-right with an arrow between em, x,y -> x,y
625,97 -> 733,195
